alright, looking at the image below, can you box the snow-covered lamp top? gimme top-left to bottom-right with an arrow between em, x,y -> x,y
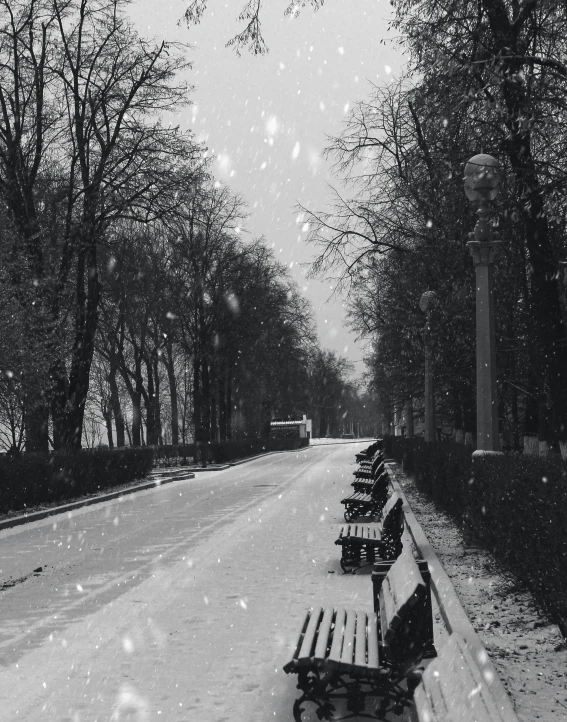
419,290 -> 438,313
463,154 -> 501,202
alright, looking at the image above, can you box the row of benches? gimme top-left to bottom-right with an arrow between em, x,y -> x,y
282,441 -> 511,721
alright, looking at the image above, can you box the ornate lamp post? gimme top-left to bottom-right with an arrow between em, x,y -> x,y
463,154 -> 502,451
420,291 -> 438,443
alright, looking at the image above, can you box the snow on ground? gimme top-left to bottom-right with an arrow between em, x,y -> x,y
389,462 -> 567,722
1,443 -> 402,721
309,437 -> 376,445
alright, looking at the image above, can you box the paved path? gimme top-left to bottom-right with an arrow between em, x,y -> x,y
1,443 -> 397,721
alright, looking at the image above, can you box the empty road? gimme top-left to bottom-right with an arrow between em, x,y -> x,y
0,443 -> 373,721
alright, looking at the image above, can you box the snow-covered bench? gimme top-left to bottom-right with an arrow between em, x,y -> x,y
283,542 -> 436,721
340,473 -> 390,522
412,633 -> 508,722
335,494 -> 404,573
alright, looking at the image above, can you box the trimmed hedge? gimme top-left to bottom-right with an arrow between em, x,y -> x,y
383,436 -> 473,521
0,447 -> 154,514
384,435 -> 567,635
0,437 -> 309,516
207,436 -> 308,463
152,437 -> 309,465
152,444 -> 195,466
468,452 -> 567,635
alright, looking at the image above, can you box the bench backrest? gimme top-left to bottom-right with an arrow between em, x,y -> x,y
370,470 -> 389,497
371,457 -> 385,477
413,634 -> 507,722
378,542 -> 429,673
381,495 -> 404,558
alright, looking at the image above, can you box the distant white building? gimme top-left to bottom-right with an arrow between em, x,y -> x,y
270,414 -> 312,439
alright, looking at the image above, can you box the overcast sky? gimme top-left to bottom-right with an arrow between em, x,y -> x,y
129,0 -> 406,378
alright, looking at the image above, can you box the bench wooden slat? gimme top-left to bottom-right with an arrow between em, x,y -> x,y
282,610 -> 312,673
339,608 -> 357,669
313,607 -> 335,665
297,606 -> 323,665
354,611 -> 367,669
328,607 -> 346,667
366,613 -> 379,670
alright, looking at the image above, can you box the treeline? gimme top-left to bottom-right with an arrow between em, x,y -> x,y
0,0 -> 377,453
305,0 -> 567,453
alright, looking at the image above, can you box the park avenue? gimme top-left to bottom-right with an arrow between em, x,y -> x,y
0,443 -> 370,721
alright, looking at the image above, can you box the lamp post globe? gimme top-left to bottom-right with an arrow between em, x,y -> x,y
419,290 -> 438,314
463,154 -> 501,203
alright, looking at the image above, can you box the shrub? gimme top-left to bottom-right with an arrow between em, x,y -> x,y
384,436 -> 472,521
469,452 -> 567,634
385,435 -> 567,635
0,447 -> 154,514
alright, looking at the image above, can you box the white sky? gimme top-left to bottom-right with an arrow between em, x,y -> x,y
128,0 -> 406,377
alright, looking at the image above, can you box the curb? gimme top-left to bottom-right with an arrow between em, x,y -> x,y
387,463 -> 520,722
0,472 -> 195,532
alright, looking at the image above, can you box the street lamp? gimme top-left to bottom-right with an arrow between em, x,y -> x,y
463,153 -> 502,451
419,290 -> 438,443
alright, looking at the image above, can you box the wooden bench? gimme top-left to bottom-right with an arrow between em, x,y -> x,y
335,494 -> 404,573
412,633 -> 508,722
353,456 -> 385,481
352,466 -> 388,494
283,542 -> 436,721
340,473 -> 390,522
355,440 -> 382,463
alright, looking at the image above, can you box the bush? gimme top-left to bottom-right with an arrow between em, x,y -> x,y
385,435 -> 567,635
469,452 -> 567,634
0,447 -> 154,514
207,436 -> 308,463
152,444 -> 195,466
384,436 -> 472,521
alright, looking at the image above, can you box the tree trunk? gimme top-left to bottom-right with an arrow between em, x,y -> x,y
131,391 -> 142,447
201,359 -> 211,442
226,374 -> 233,440
211,375 -> 218,443
260,395 -> 272,439
24,399 -> 49,453
218,371 -> 227,442
145,357 -> 158,446
405,397 -> 414,438
50,363 -> 68,451
103,408 -> 113,448
164,342 -> 179,445
109,369 -> 125,447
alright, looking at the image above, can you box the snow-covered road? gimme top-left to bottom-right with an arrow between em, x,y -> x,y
0,443 -> 386,721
